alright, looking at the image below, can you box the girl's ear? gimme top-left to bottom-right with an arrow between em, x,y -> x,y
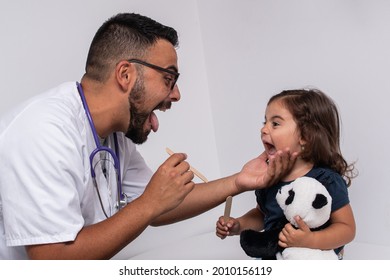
299,136 -> 307,147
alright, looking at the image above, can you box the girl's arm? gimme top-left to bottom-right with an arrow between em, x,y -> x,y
278,204 -> 355,250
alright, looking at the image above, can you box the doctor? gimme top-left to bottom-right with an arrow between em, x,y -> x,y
0,13 -> 297,259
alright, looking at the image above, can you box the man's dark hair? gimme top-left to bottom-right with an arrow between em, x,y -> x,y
85,13 -> 179,82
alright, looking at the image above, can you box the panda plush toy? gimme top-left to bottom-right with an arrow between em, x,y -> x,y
240,177 -> 338,260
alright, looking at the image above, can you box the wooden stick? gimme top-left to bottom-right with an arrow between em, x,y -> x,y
165,147 -> 209,183
224,196 -> 233,222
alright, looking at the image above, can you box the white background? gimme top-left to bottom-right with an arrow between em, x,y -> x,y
1,0 -> 389,259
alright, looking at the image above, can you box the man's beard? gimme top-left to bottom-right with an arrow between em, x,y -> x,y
125,76 -> 150,144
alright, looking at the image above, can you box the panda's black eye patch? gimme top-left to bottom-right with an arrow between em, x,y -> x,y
312,193 -> 328,209
285,189 -> 295,205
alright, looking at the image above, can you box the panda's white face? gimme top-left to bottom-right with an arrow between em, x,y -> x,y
276,177 -> 332,228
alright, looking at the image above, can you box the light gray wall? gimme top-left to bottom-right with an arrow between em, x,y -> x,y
1,0 -> 389,259
0,0 -> 227,260
197,0 -> 390,259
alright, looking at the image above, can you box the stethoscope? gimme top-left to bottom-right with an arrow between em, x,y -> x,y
76,82 -> 127,218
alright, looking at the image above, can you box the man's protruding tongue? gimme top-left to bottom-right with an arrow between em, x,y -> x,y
149,111 -> 159,132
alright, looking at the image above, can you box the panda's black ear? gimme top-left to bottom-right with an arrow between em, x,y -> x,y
285,189 -> 295,205
312,194 -> 328,209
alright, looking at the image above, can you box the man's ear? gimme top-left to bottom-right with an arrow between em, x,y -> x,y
115,61 -> 135,92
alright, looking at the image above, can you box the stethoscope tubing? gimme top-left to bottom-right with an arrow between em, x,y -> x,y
76,82 -> 126,214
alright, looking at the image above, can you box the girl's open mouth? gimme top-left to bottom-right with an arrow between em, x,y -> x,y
263,141 -> 277,156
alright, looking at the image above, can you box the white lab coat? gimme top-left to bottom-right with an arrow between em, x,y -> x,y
0,82 -> 152,259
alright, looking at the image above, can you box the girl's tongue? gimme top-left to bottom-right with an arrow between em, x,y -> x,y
149,111 -> 159,132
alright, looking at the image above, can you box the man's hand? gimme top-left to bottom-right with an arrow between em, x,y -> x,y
141,152 -> 195,216
235,148 -> 298,192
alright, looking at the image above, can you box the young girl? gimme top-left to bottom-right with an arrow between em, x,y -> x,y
216,89 -> 356,259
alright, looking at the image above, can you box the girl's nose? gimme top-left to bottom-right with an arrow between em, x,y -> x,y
261,125 -> 268,135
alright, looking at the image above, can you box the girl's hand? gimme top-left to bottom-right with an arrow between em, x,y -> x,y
216,216 -> 241,239
278,216 -> 313,248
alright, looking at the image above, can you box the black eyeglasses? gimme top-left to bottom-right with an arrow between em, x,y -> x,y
127,59 -> 180,90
